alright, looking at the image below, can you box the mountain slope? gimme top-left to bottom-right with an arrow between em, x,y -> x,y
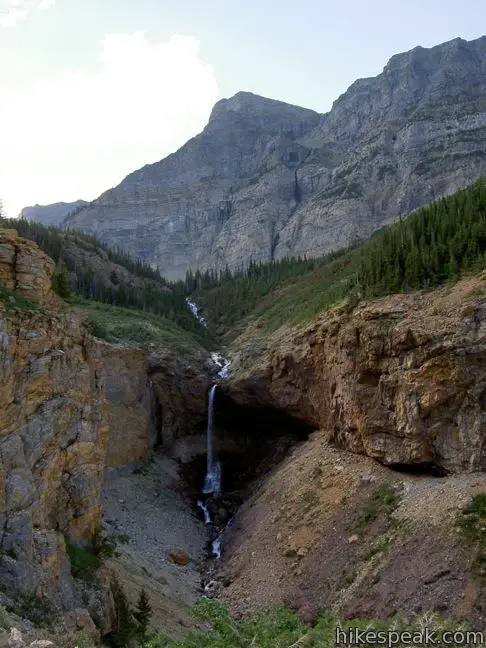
21,200 -> 88,226
64,36 -> 486,279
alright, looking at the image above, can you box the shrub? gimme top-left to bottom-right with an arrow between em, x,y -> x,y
457,493 -> 486,577
354,483 -> 401,532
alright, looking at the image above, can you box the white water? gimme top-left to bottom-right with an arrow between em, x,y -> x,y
202,385 -> 221,495
186,299 -> 231,560
185,298 -> 207,327
210,352 -> 231,380
197,500 -> 211,524
211,535 -> 222,559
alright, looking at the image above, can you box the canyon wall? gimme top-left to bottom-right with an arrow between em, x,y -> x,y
0,229 -> 108,610
226,274 -> 486,474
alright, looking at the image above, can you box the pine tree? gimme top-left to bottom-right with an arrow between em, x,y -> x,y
134,588 -> 152,642
52,260 -> 72,300
109,575 -> 136,647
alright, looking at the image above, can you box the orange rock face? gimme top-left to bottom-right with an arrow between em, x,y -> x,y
0,230 -> 109,607
226,274 -> 486,474
0,229 -> 60,310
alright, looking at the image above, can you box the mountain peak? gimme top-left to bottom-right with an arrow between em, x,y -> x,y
208,91 -> 320,125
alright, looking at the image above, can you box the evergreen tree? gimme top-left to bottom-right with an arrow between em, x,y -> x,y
108,575 -> 136,648
134,588 -> 152,642
52,260 -> 72,300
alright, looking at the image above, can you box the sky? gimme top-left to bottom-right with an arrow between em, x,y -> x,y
0,0 -> 485,217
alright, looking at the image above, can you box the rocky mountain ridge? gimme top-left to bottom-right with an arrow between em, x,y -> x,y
60,35 -> 486,278
20,202 -> 88,228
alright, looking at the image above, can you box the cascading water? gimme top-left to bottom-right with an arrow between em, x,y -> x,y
197,500 -> 211,524
185,298 -> 207,327
202,385 -> 221,496
185,297 -> 232,560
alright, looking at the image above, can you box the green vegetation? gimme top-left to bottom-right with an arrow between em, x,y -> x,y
357,177 -> 486,296
301,489 -> 319,509
193,178 -> 486,339
144,598 -> 473,648
74,298 -> 210,352
106,576 -> 153,648
108,576 -> 137,648
3,178 -> 486,350
456,493 -> 486,578
190,247 -> 358,338
13,591 -> 60,628
0,215 -> 209,343
0,283 -> 39,311
65,539 -> 101,582
51,259 -> 72,300
65,528 -> 118,583
135,588 -> 153,642
0,605 -> 14,630
353,484 -> 401,533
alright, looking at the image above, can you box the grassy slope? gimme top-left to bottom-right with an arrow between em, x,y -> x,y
69,298 -> 210,354
0,217 -> 213,353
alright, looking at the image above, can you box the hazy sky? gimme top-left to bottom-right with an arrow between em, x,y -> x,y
1,0 -> 485,217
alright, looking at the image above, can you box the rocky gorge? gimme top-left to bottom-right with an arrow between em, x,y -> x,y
1,223 -> 486,640
0,229 -> 212,638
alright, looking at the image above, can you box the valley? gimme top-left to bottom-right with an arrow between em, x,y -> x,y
0,33 -> 486,648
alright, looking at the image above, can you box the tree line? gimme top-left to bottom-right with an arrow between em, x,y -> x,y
3,177 -> 486,337
0,216 -> 202,335
191,178 -> 486,329
356,178 -> 486,295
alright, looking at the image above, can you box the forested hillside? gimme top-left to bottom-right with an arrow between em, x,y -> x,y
192,178 -> 486,338
0,216 -> 213,349
4,177 -> 485,347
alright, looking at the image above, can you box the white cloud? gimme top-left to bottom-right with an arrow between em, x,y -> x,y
0,0 -> 55,27
0,6 -> 28,27
0,31 -> 220,216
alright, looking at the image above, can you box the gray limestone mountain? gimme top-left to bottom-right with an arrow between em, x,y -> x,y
21,201 -> 88,227
62,35 -> 486,279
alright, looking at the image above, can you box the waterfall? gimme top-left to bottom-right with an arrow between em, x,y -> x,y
185,298 -> 231,561
210,352 -> 231,380
197,500 -> 211,524
185,298 -> 207,327
202,385 -> 221,495
142,378 -> 158,449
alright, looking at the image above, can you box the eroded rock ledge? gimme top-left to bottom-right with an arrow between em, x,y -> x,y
225,274 -> 486,474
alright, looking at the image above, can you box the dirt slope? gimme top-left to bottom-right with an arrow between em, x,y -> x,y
217,431 -> 486,628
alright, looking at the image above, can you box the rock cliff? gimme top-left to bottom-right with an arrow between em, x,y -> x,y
224,273 -> 486,474
0,230 -> 108,611
63,36 -> 486,279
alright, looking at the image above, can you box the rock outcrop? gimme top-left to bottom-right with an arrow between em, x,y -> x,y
98,344 -> 154,471
0,329 -> 108,603
0,229 -> 59,311
218,430 -> 486,626
0,229 -> 215,631
0,229 -> 109,611
148,349 -> 211,461
63,36 -> 486,278
225,273 -> 486,474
